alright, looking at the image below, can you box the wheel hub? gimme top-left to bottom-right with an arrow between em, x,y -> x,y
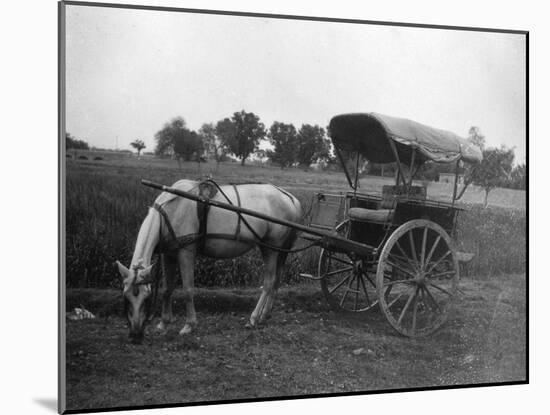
414,272 -> 426,286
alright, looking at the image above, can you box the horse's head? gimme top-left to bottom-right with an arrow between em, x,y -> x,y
115,259 -> 155,344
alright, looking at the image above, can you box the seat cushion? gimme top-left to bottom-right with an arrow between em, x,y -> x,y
348,207 -> 393,223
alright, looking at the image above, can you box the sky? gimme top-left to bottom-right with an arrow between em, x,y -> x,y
65,5 -> 526,163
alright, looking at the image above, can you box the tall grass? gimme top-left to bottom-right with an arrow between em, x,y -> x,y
456,206 -> 526,277
65,159 -> 526,288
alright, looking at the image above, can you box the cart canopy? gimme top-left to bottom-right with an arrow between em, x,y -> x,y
329,112 -> 482,165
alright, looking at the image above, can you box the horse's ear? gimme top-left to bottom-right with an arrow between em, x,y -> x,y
115,261 -> 130,280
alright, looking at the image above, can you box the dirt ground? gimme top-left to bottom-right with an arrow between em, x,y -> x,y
65,275 -> 526,412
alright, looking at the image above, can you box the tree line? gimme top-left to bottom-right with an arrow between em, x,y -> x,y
153,110 -> 331,168
65,116 -> 526,206
460,127 -> 526,206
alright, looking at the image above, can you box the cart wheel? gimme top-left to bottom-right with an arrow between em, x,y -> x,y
376,219 -> 459,337
319,221 -> 378,312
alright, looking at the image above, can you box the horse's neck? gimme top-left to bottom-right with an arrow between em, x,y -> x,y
131,208 -> 160,267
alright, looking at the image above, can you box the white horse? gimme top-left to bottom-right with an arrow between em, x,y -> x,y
116,179 -> 302,343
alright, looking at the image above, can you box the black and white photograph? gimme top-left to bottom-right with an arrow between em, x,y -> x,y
58,1 -> 527,413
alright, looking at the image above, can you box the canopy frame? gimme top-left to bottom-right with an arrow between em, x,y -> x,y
329,112 -> 483,204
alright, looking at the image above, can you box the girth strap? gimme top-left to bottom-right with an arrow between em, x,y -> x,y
232,184 -> 242,240
197,200 -> 210,253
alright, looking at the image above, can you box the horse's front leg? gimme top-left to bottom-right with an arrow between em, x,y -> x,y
156,254 -> 178,331
249,249 -> 281,327
178,247 -> 198,335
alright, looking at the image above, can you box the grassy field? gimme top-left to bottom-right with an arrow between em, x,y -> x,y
65,157 -> 526,288
65,274 -> 526,411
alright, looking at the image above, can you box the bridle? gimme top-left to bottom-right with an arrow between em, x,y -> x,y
129,260 -> 161,322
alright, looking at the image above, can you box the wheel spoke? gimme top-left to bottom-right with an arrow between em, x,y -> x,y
339,272 -> 356,307
325,266 -> 354,277
383,278 -> 414,287
386,287 -> 411,309
424,235 -> 442,271
425,250 -> 452,274
422,286 -> 442,313
395,240 -> 418,271
328,273 -> 353,295
354,270 -> 360,311
428,282 -> 454,297
358,272 -> 373,306
408,231 -> 418,263
420,227 -> 428,270
386,259 -> 417,279
363,271 -> 377,288
387,254 -> 413,270
397,287 -> 418,325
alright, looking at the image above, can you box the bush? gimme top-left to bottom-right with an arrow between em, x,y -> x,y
94,156 -> 104,161
78,155 -> 88,160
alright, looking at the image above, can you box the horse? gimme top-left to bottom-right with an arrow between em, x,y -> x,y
115,179 -> 302,343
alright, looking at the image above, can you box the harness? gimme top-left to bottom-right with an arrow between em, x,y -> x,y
152,179 -> 258,254
152,179 -> 317,256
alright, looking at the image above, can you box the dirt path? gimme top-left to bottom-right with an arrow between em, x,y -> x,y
65,276 -> 526,411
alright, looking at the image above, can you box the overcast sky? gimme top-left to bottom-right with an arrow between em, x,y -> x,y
65,5 -> 526,163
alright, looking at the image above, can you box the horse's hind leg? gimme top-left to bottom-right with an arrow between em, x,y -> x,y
157,254 -> 178,331
177,247 -> 198,335
249,248 -> 282,327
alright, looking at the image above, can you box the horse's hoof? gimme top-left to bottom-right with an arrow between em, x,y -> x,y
245,321 -> 256,329
179,324 -> 194,335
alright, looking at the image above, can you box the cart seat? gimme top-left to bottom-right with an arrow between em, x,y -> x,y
348,207 -> 393,223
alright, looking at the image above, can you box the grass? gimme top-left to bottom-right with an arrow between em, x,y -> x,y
65,273 -> 526,411
64,156 -> 526,411
65,157 -> 526,288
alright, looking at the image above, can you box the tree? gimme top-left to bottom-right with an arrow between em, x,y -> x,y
296,124 -> 331,168
468,126 -> 486,151
453,126 -> 488,200
470,146 -> 515,207
154,117 -> 187,157
509,163 -> 526,190
173,129 -> 203,163
217,110 -> 266,166
199,123 -> 227,166
267,121 -> 298,168
130,139 -> 146,157
66,132 -> 89,150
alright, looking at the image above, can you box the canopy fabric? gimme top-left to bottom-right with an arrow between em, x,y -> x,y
329,112 -> 483,164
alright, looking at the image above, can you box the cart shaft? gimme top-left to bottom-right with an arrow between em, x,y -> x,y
141,179 -> 374,257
